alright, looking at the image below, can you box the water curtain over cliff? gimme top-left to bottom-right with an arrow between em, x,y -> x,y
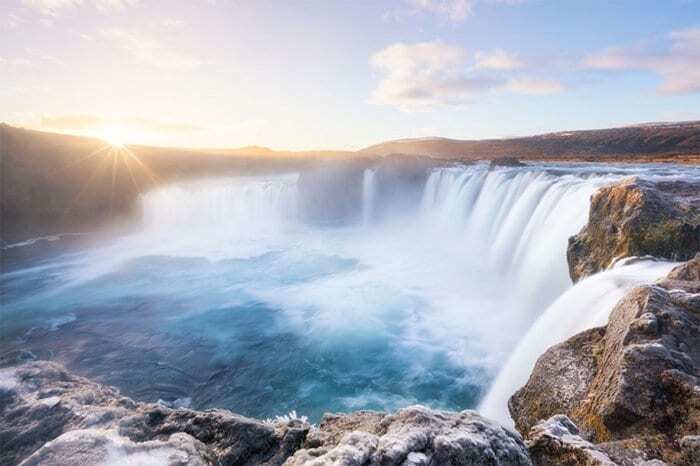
0,163 -> 678,422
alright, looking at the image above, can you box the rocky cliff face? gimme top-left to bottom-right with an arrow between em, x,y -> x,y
567,177 -> 700,282
510,256 -> 700,465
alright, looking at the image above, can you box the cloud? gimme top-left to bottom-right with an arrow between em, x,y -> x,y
371,41 -> 503,108
41,114 -> 202,133
407,0 -> 473,21
100,27 -> 203,70
389,0 -> 526,22
162,18 -> 186,28
23,0 -> 139,15
6,13 -> 28,29
583,26 -> 700,95
370,41 -> 562,109
475,49 -> 523,70
0,57 -> 34,66
507,77 -> 564,95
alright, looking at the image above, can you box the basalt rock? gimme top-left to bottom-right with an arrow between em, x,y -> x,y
285,405 -> 532,466
567,177 -> 700,282
510,256 -> 700,464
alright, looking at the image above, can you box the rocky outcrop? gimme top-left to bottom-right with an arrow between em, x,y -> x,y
567,177 -> 699,282
508,328 -> 606,436
510,256 -> 700,464
490,157 -> 525,167
286,406 -> 532,466
1,361 -> 532,466
0,361 -> 308,465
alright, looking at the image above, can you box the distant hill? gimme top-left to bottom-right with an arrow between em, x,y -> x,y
360,121 -> 700,163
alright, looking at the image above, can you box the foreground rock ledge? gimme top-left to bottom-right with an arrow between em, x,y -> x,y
567,177 -> 700,283
510,255 -> 700,465
0,361 -> 530,466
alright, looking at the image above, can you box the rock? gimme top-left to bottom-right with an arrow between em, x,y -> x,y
509,257 -> 700,464
18,429 -> 215,466
0,361 -> 309,466
567,177 -> 700,282
285,405 -> 532,466
490,157 -> 525,167
509,327 -> 605,435
2,362 -> 532,466
526,415 -> 618,466
119,405 -> 308,466
679,435 -> 700,466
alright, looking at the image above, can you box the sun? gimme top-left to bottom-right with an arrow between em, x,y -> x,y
96,126 -> 129,147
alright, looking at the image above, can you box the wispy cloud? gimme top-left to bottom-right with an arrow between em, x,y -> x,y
507,77 -> 564,95
370,41 -> 562,109
23,0 -> 140,15
100,27 -> 204,70
387,0 -> 526,22
0,57 -> 34,66
407,0 -> 474,21
583,26 -> 700,95
475,49 -> 523,70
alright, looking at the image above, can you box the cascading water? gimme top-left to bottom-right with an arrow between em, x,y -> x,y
0,162 -> 687,423
478,258 -> 678,425
362,169 -> 376,226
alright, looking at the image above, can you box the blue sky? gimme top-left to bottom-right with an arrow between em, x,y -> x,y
2,0 -> 700,149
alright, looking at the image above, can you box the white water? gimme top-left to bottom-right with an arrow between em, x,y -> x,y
4,162 -> 687,420
478,258 -> 677,425
113,164 -> 618,372
362,169 -> 376,226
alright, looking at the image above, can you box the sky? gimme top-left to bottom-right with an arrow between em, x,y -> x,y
2,0 -> 700,150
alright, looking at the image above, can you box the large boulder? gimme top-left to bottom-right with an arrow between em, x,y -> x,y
285,405 -> 532,466
567,177 -> 699,282
510,256 -> 700,464
0,361 -> 308,465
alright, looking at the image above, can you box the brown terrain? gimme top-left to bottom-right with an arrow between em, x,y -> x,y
361,121 -> 700,164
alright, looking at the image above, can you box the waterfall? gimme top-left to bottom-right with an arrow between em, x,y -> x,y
5,162 -> 694,422
139,175 -> 299,232
362,169 -> 376,226
478,258 -> 677,426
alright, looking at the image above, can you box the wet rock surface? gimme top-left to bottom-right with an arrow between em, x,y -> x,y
567,177 -> 700,282
510,256 -> 700,464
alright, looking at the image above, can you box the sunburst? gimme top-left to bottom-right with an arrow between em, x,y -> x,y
53,137 -> 161,219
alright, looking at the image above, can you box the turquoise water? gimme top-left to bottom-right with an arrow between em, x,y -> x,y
1,243 -> 483,420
